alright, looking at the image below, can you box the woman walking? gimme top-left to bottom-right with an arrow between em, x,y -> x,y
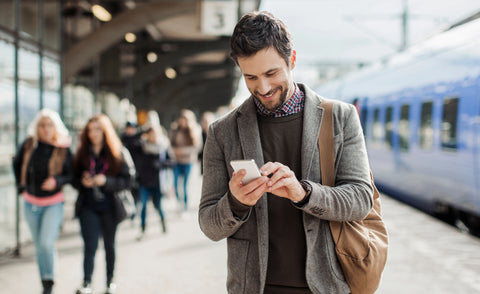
168,109 -> 202,213
136,122 -> 170,239
13,108 -> 73,294
73,114 -> 134,294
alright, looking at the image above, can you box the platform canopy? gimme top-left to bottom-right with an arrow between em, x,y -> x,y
61,0 -> 261,119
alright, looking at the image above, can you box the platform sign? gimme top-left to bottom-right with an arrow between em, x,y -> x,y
201,0 -> 238,36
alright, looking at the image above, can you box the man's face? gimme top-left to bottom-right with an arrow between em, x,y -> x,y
237,47 -> 296,111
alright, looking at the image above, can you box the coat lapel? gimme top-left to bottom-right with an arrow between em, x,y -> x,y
300,84 -> 324,180
237,97 -> 264,165
236,97 -> 269,286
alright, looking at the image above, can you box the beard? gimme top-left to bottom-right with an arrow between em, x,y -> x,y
253,86 -> 289,111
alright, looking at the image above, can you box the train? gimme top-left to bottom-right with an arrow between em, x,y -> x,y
316,16 -> 480,235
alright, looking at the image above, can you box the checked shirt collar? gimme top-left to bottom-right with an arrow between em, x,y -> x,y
254,83 -> 305,118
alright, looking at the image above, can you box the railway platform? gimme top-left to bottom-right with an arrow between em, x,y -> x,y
1,166 -> 479,294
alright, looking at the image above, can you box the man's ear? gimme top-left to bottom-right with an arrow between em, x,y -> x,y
290,50 -> 297,70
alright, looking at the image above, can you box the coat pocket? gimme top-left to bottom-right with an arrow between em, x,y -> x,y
226,238 -> 250,294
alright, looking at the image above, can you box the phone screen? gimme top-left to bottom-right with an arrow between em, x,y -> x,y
230,159 -> 262,184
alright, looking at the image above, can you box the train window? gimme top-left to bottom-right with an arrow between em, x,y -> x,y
419,101 -> 433,150
360,107 -> 367,137
441,97 -> 458,149
399,105 -> 410,152
385,106 -> 393,149
372,108 -> 382,147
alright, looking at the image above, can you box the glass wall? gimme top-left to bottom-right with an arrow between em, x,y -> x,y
43,55 -> 61,113
18,46 -> 40,141
0,0 -> 135,252
0,0 -> 62,252
0,40 -> 15,178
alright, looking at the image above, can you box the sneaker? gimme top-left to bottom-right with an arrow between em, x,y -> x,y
76,282 -> 92,294
105,282 -> 117,294
136,230 -> 145,241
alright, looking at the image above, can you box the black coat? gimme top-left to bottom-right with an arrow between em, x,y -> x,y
73,147 -> 135,216
13,140 -> 73,197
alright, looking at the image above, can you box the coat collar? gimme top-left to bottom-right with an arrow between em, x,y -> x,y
237,97 -> 265,166
236,83 -> 325,179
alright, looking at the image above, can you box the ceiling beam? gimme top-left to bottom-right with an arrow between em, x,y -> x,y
63,2 -> 195,81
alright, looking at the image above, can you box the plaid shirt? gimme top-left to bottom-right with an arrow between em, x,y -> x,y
254,83 -> 305,117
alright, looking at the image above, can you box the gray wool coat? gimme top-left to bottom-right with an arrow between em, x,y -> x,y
198,83 -> 373,294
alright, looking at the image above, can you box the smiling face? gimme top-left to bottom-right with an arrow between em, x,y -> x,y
37,116 -> 56,144
237,47 -> 296,111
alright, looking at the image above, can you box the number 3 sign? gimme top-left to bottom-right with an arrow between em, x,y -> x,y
201,0 -> 238,36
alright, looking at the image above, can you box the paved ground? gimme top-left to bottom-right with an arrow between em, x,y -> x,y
1,164 -> 480,293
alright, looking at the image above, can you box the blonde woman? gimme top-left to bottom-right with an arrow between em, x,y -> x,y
13,108 -> 73,294
73,114 -> 134,294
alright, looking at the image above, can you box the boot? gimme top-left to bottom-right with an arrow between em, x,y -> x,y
41,280 -> 53,294
160,218 -> 167,233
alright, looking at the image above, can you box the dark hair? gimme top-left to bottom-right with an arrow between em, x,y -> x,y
74,114 -> 123,176
230,11 -> 293,66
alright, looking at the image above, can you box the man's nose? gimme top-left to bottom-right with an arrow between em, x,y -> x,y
256,78 -> 271,95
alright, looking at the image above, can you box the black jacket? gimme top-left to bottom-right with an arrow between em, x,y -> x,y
13,139 -> 73,197
73,147 -> 135,216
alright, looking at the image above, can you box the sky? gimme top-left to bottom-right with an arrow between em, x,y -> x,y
259,0 -> 480,66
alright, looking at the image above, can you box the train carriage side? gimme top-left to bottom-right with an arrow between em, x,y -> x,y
320,18 -> 480,234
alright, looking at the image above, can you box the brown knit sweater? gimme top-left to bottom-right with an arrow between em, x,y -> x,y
258,112 -> 311,292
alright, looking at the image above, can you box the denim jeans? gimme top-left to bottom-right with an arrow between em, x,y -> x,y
78,207 -> 117,284
173,163 -> 192,210
139,186 -> 165,230
23,201 -> 64,281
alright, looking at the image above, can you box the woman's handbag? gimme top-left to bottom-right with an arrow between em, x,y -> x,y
112,189 -> 136,224
319,99 -> 388,294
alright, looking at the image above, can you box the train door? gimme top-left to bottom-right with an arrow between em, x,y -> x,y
474,90 -> 480,203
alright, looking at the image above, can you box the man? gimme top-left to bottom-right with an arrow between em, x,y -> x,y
120,121 -> 142,212
198,11 -> 373,294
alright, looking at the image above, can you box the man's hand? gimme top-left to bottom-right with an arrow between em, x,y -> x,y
229,169 -> 269,206
260,162 -> 306,202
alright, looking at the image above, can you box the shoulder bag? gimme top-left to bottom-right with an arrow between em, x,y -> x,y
113,189 -> 136,224
319,99 -> 388,294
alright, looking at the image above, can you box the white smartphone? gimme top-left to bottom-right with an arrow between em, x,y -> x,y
230,159 -> 262,184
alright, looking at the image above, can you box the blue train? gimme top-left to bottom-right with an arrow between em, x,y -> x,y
317,16 -> 480,235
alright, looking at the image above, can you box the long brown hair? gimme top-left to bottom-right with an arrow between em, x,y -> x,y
170,109 -> 200,147
74,114 -> 123,176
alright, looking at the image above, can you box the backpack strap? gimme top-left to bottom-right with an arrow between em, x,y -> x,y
318,98 -> 335,187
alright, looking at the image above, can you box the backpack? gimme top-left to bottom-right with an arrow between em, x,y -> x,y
319,99 -> 388,294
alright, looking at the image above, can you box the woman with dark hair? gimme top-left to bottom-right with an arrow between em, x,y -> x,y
136,121 -> 170,239
13,108 -> 73,294
73,114 -> 134,294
